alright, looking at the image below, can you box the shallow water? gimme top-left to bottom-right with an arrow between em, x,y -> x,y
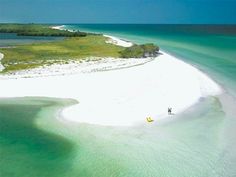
1,25 -> 236,177
0,33 -> 63,47
1,96 -> 235,177
0,98 -> 76,177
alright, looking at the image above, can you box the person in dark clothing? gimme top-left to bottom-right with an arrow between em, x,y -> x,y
168,107 -> 172,115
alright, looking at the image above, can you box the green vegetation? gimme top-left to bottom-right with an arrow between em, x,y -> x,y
0,24 -> 87,37
0,24 -> 159,73
119,43 -> 159,58
0,35 -> 124,72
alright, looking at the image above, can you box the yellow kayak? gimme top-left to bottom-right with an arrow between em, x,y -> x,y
146,117 -> 154,122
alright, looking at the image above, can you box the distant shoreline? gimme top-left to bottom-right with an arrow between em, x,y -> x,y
0,24 -> 86,37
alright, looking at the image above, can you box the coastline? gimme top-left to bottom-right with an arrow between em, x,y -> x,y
51,25 -> 77,33
1,23 -> 235,177
103,34 -> 133,47
51,25 -> 66,30
0,33 -> 222,126
61,51 -> 222,126
51,25 -> 133,48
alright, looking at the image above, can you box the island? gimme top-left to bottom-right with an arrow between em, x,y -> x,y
1,0 -> 235,176
0,24 -> 222,126
0,24 -> 159,73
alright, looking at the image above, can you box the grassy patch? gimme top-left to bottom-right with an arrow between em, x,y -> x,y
0,24 -> 86,37
0,24 -> 160,73
0,35 -> 124,72
119,43 -> 159,58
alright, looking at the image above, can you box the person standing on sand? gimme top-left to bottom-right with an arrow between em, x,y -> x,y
168,107 -> 172,115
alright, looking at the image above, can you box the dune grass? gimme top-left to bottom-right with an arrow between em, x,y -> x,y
0,35 -> 124,72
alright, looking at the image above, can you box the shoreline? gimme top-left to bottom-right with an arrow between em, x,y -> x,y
51,25 -> 66,30
51,25 -> 79,33
61,51 -> 222,126
52,25 -> 134,48
0,28 -> 223,126
0,52 -> 222,127
103,34 -> 133,47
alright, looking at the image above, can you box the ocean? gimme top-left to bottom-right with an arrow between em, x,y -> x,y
0,25 -> 236,177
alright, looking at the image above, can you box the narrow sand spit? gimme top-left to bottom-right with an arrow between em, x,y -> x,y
0,50 -> 222,126
103,35 -> 133,47
51,25 -> 133,47
51,25 -> 75,32
51,25 -> 66,30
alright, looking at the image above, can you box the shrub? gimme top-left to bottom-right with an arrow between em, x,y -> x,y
120,43 -> 159,58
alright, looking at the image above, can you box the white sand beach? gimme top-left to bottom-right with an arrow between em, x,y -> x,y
51,25 -> 76,32
1,57 -> 153,78
51,25 -> 66,30
51,26 -> 133,48
0,36 -> 222,126
103,35 -> 133,47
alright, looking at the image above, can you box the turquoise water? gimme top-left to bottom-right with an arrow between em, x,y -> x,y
0,98 -> 76,177
1,25 -> 236,177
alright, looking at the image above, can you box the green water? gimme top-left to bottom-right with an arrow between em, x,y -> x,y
0,98 -> 76,177
0,33 -> 63,47
1,25 -> 236,177
1,97 -> 235,177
